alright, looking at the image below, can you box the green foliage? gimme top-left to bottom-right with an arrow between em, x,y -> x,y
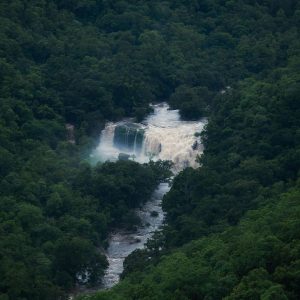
90,185 -> 300,300
0,148 -> 163,298
0,0 -> 299,299
80,1 -> 299,299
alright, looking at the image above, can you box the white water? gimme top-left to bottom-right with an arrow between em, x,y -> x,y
92,103 -> 206,172
89,103 -> 206,289
102,182 -> 170,288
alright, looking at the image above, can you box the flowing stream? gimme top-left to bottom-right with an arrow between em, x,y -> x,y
90,103 -> 206,289
102,182 -> 170,288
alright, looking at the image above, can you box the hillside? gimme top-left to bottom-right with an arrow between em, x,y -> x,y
0,1 -> 299,299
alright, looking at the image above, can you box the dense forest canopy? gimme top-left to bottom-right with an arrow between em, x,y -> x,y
0,0 -> 299,299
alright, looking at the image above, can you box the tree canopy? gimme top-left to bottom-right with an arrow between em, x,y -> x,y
0,0 -> 299,299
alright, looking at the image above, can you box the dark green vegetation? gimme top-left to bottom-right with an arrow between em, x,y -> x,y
0,1 -> 176,298
0,0 -> 299,299
97,63 -> 300,299
76,0 -> 299,300
0,153 -> 167,299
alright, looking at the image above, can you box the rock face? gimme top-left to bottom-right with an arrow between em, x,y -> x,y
113,123 -> 144,153
192,140 -> 198,150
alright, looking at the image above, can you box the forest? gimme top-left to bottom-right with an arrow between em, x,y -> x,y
0,0 -> 299,299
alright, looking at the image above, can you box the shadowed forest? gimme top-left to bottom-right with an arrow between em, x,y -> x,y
0,1 -> 299,299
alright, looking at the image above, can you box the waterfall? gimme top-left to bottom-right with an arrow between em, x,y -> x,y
91,103 -> 206,171
86,103 -> 207,291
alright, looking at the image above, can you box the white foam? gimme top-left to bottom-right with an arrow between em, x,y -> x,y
92,103 -> 206,172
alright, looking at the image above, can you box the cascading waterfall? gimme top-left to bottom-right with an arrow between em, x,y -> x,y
86,103 -> 207,290
91,103 -> 206,171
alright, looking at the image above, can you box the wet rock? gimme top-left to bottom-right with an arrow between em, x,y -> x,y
192,140 -> 198,150
150,211 -> 159,217
113,123 -> 144,152
158,143 -> 162,153
129,238 -> 141,244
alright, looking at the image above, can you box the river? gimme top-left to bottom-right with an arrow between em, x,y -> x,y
102,182 -> 170,288
89,103 -> 206,289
